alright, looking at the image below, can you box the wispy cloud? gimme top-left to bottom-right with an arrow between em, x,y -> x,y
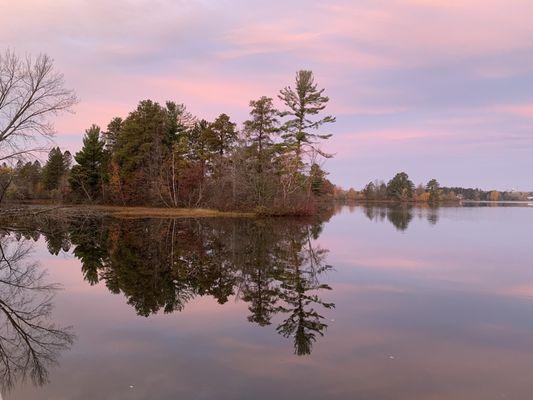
1,0 -> 532,189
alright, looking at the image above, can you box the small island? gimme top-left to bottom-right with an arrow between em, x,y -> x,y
0,52 -> 337,216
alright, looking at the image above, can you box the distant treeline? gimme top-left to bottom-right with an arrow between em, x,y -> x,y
334,172 -> 532,203
0,70 -> 336,215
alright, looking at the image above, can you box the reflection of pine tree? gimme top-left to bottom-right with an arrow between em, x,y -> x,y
42,219 -> 71,255
242,267 -> 280,326
70,219 -> 109,285
275,229 -> 334,356
238,221 -> 280,326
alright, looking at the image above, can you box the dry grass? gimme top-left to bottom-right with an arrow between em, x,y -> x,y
55,205 -> 255,219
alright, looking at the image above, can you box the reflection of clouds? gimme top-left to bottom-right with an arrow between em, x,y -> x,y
323,205 -> 533,298
17,273 -> 533,400
499,284 -> 533,299
5,205 -> 533,399
338,256 -> 427,270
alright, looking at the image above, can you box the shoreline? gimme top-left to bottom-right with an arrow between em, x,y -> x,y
0,204 -> 256,219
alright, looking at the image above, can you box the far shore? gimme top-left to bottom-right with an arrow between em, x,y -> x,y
342,199 -> 530,205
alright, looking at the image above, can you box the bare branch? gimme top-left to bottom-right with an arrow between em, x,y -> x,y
0,50 -> 77,162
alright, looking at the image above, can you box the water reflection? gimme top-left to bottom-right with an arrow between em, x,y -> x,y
0,235 -> 74,393
361,204 -> 439,231
4,215 -> 335,356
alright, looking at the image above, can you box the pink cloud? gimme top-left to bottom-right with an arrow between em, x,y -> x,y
54,101 -> 131,134
219,19 -> 397,70
497,104 -> 533,118
317,0 -> 533,67
146,75 -> 273,112
325,129 -> 447,158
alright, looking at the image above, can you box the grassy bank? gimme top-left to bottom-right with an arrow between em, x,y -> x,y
89,205 -> 255,218
0,204 -> 255,219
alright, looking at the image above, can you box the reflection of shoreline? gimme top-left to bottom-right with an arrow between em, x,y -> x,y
2,216 -> 335,356
343,200 -> 532,231
357,204 -> 439,231
341,199 -> 532,207
0,235 -> 74,393
462,200 -> 532,205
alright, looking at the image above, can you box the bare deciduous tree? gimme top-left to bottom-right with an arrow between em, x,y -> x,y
0,49 -> 77,163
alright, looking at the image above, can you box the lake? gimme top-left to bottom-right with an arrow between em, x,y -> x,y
1,204 -> 533,399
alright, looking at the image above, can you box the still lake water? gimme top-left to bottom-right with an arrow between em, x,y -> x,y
2,204 -> 533,399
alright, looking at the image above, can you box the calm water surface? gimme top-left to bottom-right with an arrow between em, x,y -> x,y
2,204 -> 533,399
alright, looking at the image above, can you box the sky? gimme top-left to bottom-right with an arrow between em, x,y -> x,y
1,0 -> 532,191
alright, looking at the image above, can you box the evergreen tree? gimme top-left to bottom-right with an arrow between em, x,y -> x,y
103,117 -> 123,152
42,147 -> 68,191
63,150 -> 72,170
186,119 -> 213,175
69,124 -> 106,201
112,100 -> 172,204
209,113 -> 237,156
426,179 -> 441,204
309,163 -> 328,196
363,181 -> 376,200
386,172 -> 414,202
426,179 -> 441,203
165,101 -> 195,143
278,70 -> 335,167
244,96 -> 279,172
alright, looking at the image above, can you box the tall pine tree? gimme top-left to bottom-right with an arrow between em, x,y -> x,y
70,124 -> 106,201
278,70 -> 335,168
209,113 -> 237,156
244,96 -> 279,173
42,147 -> 68,191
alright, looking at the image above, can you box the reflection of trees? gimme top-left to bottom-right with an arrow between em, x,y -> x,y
427,207 -> 439,225
362,204 -> 440,230
387,206 -> 413,231
275,231 -> 334,355
0,236 -> 74,392
4,215 -> 335,355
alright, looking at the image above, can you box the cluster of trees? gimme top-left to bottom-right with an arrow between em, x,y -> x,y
0,49 -> 335,214
0,147 -> 72,201
2,70 -> 336,215
334,172 -> 531,204
438,187 -> 531,202
358,172 -> 444,203
3,213 -> 335,356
